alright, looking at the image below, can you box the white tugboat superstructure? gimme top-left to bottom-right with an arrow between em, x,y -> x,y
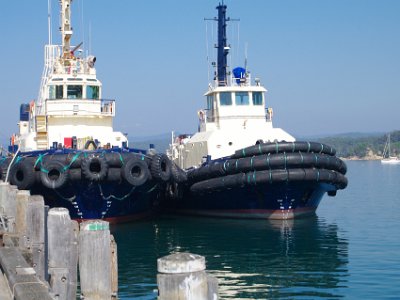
17,0 -> 127,152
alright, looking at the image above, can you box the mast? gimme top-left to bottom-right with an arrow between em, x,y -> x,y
61,0 -> 73,61
208,2 -> 239,86
216,2 -> 229,86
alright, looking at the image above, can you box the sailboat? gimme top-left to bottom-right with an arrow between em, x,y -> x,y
381,133 -> 400,164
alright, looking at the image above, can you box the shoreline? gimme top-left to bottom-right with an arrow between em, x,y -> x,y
342,157 -> 381,161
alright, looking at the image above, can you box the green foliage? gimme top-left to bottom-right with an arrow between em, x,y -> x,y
315,131 -> 400,158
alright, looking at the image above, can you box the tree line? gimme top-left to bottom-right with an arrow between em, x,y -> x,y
314,131 -> 400,158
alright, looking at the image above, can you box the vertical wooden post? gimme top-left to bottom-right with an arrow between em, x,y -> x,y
157,253 -> 218,300
68,220 -> 79,300
79,220 -> 112,300
1,184 -> 18,233
15,190 -> 30,249
0,182 -> 7,209
0,182 -> 7,232
110,235 -> 118,299
26,195 -> 47,281
47,208 -> 78,300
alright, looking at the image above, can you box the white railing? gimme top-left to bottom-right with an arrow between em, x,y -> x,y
37,45 -> 61,115
45,99 -> 115,117
212,72 -> 253,88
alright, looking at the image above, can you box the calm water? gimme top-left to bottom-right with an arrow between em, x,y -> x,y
112,161 -> 400,299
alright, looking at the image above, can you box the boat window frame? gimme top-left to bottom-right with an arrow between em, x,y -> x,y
48,84 -> 64,100
252,92 -> 263,106
86,85 -> 100,100
207,95 -> 214,110
219,92 -> 232,106
235,91 -> 250,106
67,85 -> 83,99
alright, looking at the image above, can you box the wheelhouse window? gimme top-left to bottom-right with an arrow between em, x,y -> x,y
219,92 -> 232,106
49,85 -> 63,100
235,92 -> 249,105
86,85 -> 99,99
67,85 -> 82,99
207,95 -> 214,110
252,92 -> 263,105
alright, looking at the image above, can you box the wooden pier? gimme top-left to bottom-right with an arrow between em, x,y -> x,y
0,182 -> 218,300
0,182 -> 117,300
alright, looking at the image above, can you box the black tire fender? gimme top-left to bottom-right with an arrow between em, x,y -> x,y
171,163 -> 188,183
121,158 -> 150,186
81,156 -> 109,181
150,153 -> 171,182
9,160 -> 36,189
40,160 -> 68,189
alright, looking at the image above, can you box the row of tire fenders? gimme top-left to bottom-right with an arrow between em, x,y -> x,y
0,152 -> 178,190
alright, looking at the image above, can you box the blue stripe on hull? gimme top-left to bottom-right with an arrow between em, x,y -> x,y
173,182 -> 332,220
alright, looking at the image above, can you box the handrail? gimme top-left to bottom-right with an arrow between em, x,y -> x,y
44,98 -> 115,116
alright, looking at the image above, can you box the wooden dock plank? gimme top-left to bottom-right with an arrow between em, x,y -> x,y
0,247 -> 52,300
0,271 -> 12,300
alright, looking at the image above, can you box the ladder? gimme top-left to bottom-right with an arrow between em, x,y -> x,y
36,115 -> 48,150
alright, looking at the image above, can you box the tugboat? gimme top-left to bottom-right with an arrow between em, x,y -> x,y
167,1 -> 348,219
0,0 -> 173,222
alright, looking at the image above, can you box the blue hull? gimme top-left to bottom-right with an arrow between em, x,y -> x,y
1,148 -> 171,223
171,181 -> 334,219
30,181 -> 163,222
168,142 -> 348,220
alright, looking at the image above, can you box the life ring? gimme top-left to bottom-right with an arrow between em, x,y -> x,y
197,110 -> 205,122
268,107 -> 273,118
9,160 -> 36,190
29,101 -> 35,114
40,160 -> 68,189
81,156 -> 108,181
121,158 -> 150,186
150,153 -> 171,182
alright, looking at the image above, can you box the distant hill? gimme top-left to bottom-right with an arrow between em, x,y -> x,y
129,133 -> 172,153
127,131 -> 400,159
315,131 -> 400,159
297,132 -> 385,140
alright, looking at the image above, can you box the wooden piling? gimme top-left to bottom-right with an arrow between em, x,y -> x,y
0,182 -> 120,300
26,195 -> 47,281
47,208 -> 78,300
0,183 -> 17,232
15,190 -> 30,250
79,220 -> 112,300
0,247 -> 52,300
110,235 -> 118,299
157,252 -> 218,300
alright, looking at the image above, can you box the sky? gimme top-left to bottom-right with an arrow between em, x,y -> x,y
0,0 -> 399,145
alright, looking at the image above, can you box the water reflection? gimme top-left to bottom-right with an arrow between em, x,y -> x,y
113,216 -> 348,299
